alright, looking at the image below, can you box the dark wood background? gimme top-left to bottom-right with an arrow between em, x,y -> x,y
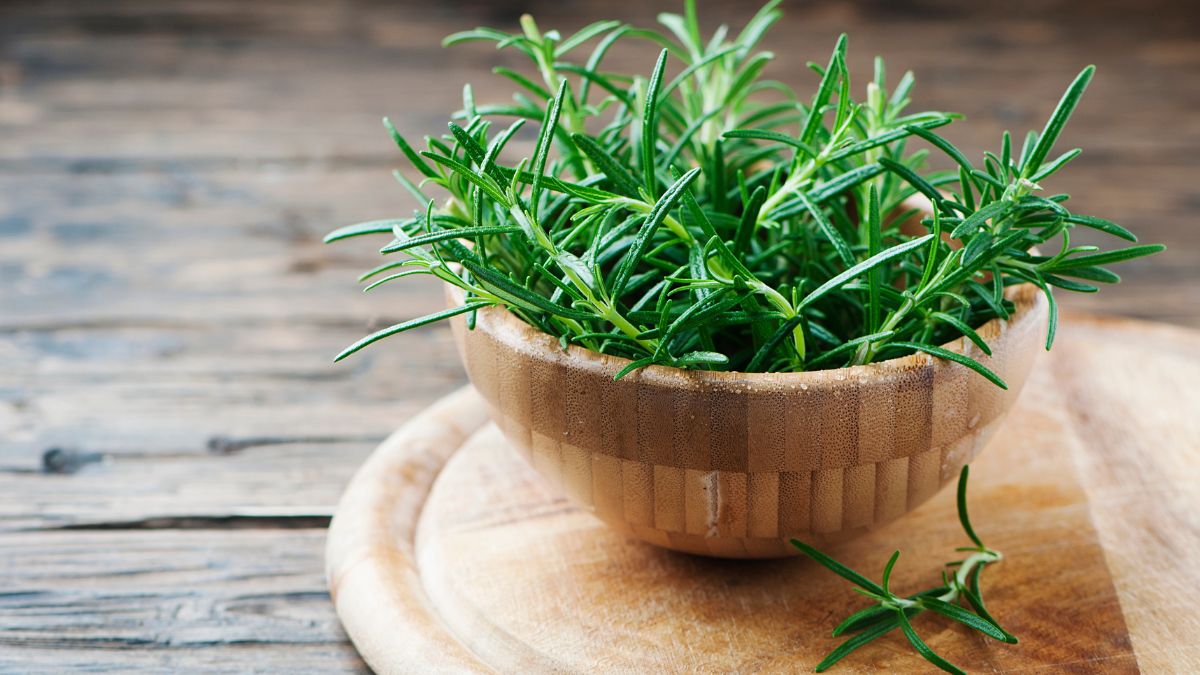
1,0 -> 1196,671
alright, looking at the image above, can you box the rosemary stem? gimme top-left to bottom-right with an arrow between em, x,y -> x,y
507,199 -> 658,352
853,294 -> 914,365
613,198 -> 696,245
886,550 -> 999,615
758,159 -> 816,221
940,549 -> 1001,604
600,305 -> 658,352
853,242 -> 958,366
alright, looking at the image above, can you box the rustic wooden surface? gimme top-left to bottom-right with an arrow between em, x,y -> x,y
1,0 -> 1197,671
327,316 -> 1200,673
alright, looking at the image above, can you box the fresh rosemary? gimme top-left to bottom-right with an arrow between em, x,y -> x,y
792,466 -> 1014,674
326,1 -> 1162,386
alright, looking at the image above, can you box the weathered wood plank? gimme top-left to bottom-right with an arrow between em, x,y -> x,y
0,320 -> 463,460
0,645 -> 365,675
0,529 -> 367,673
0,442 -> 365,531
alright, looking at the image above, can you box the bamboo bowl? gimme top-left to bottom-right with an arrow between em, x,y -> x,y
448,283 -> 1047,558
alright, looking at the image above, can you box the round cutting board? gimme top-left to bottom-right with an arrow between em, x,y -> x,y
325,316 -> 1200,673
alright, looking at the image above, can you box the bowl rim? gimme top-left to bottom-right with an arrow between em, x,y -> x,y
447,280 -> 1044,388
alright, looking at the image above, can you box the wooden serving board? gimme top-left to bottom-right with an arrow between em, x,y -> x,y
325,316 -> 1200,674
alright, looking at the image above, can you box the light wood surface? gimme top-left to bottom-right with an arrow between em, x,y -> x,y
327,315 -> 1200,674
2,0 -> 1198,669
451,284 -> 1048,557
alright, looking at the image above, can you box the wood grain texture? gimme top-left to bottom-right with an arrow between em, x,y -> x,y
450,284 -> 1048,557
2,529 -> 368,674
328,316 -> 1200,674
0,0 -> 1196,669
1050,318 -> 1200,672
325,386 -> 491,673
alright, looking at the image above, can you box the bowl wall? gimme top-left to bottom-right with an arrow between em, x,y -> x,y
449,284 -> 1047,558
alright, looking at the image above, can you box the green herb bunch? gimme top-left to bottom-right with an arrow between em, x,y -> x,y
792,467 -> 1013,674
327,0 -> 1162,386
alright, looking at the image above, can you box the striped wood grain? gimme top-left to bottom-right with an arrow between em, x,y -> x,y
449,284 -> 1048,557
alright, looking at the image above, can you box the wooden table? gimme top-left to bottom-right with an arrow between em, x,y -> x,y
1,1 -> 1196,671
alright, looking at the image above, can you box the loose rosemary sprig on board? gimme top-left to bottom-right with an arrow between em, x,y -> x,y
327,0 -> 1163,385
791,467 -> 1015,674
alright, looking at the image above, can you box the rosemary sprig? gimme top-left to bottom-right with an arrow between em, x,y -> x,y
791,466 -> 1015,674
328,1 -> 1163,384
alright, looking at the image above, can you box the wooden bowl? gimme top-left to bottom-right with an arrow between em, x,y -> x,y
447,283 -> 1047,558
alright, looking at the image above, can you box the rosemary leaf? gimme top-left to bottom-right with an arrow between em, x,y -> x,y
789,539 -> 887,597
334,301 -> 490,362
897,611 -> 965,675
889,341 -> 1007,389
